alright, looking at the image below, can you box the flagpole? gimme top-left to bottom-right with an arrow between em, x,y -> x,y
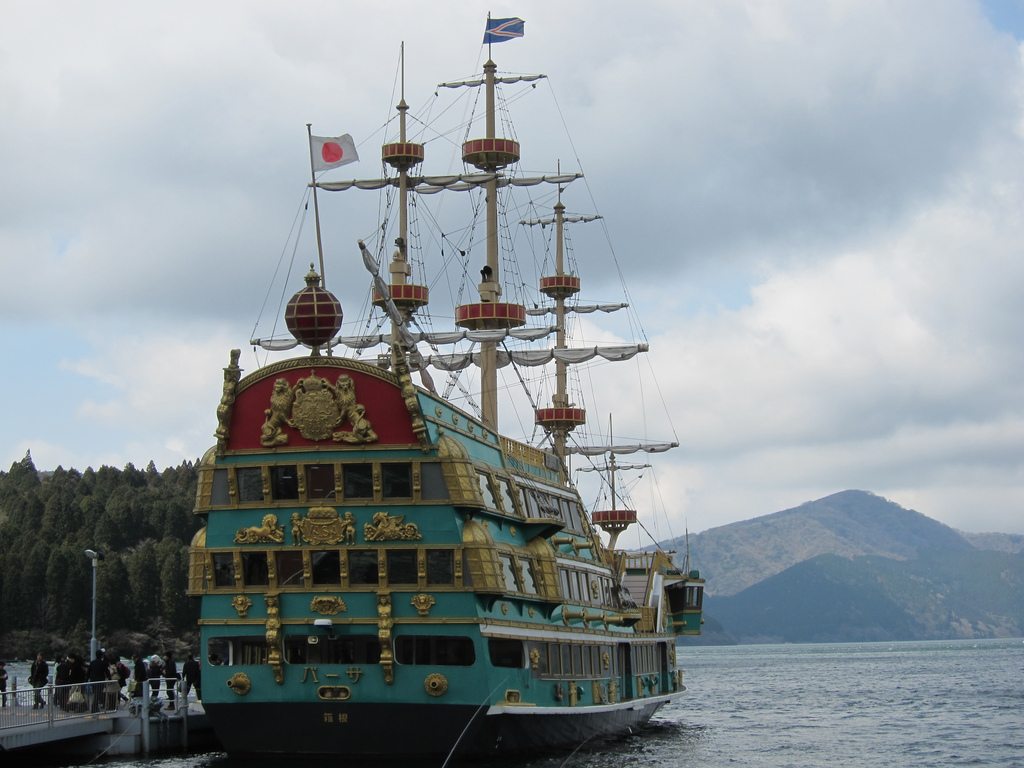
306,123 -> 328,289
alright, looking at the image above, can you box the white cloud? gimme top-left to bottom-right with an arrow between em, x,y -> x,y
2,0 -> 1024,537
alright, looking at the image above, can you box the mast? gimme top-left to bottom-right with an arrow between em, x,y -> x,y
533,185 -> 588,462
375,43 -> 428,350
455,57 -> 526,431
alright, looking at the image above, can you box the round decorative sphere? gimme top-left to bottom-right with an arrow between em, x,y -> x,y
285,267 -> 343,347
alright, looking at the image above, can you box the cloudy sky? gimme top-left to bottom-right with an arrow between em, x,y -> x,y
3,1 -> 1024,539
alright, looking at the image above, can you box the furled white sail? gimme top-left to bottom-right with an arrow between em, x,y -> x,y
415,344 -> 648,371
437,74 -> 547,88
316,173 -> 580,194
251,326 -> 558,352
569,442 -> 678,456
525,302 -> 628,316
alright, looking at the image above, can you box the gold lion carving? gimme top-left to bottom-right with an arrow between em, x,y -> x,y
235,514 -> 285,544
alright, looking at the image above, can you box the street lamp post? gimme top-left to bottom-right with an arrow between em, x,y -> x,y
84,549 -> 104,659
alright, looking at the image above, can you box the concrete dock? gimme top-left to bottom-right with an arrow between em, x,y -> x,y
0,680 -> 217,757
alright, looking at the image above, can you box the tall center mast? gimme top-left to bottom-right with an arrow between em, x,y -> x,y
455,58 -> 527,430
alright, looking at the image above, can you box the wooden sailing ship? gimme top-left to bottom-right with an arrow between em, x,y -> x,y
188,31 -> 704,759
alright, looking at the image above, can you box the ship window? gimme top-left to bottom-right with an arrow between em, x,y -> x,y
561,645 -> 572,676
516,558 -> 536,594
343,465 -> 373,499
382,463 -> 412,498
212,553 -> 235,587
386,550 -> 418,585
305,464 -> 335,499
271,465 -> 299,500
561,498 -> 582,531
209,637 -> 268,666
426,550 -> 454,585
499,554 -> 520,592
321,638 -> 382,667
241,552 -> 269,586
206,638 -> 228,666
420,463 -> 448,499
497,477 -> 521,517
476,472 -> 499,509
311,550 -> 341,585
685,585 -> 703,610
348,549 -> 378,585
396,636 -> 475,666
524,489 -> 560,520
276,551 -> 305,587
211,469 -> 230,505
236,468 -> 264,502
536,643 -> 550,675
572,645 -> 583,676
488,638 -> 524,669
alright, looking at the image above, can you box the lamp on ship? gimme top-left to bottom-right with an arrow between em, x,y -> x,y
84,549 -> 105,659
313,618 -> 336,639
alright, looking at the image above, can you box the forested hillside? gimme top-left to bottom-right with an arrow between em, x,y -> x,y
0,451 -> 200,658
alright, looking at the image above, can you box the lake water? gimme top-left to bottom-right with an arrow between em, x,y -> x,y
7,638 -> 1023,767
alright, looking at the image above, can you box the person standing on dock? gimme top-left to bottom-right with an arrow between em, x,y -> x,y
0,661 -> 8,707
54,654 -> 71,709
131,653 -> 147,698
30,652 -> 49,708
87,649 -> 109,712
181,651 -> 201,702
163,652 -> 179,710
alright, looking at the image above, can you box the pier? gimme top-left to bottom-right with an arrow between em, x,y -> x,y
0,678 -> 216,756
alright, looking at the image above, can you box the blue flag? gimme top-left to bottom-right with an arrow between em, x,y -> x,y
484,17 -> 525,44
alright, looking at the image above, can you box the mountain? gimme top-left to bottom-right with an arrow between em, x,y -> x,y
707,549 -> 1024,643
678,490 -> 973,596
669,489 -> 1024,644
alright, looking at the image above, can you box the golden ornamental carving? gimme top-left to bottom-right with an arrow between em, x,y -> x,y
529,648 -> 540,670
290,507 -> 356,546
377,593 -> 394,685
424,673 -> 448,697
392,343 -> 430,450
310,596 -> 347,615
235,514 -> 285,544
227,672 -> 251,695
260,372 -> 378,447
602,651 -> 610,671
410,593 -> 435,617
214,349 -> 242,456
501,603 -> 509,615
231,595 -> 253,618
266,593 -> 284,685
364,511 -> 421,541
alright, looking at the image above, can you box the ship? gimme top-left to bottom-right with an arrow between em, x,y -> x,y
188,28 -> 704,761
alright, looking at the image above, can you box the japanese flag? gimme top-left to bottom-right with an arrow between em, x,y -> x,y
310,134 -> 359,171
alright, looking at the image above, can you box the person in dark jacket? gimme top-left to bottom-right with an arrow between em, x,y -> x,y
131,654 -> 148,698
163,652 -> 180,710
30,652 -> 49,708
54,655 -> 72,709
181,651 -> 201,702
87,650 -> 109,712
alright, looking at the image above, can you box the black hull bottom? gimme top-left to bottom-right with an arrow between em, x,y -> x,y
205,698 -> 673,761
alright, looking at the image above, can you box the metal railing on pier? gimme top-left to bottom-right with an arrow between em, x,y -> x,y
0,677 -> 198,731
